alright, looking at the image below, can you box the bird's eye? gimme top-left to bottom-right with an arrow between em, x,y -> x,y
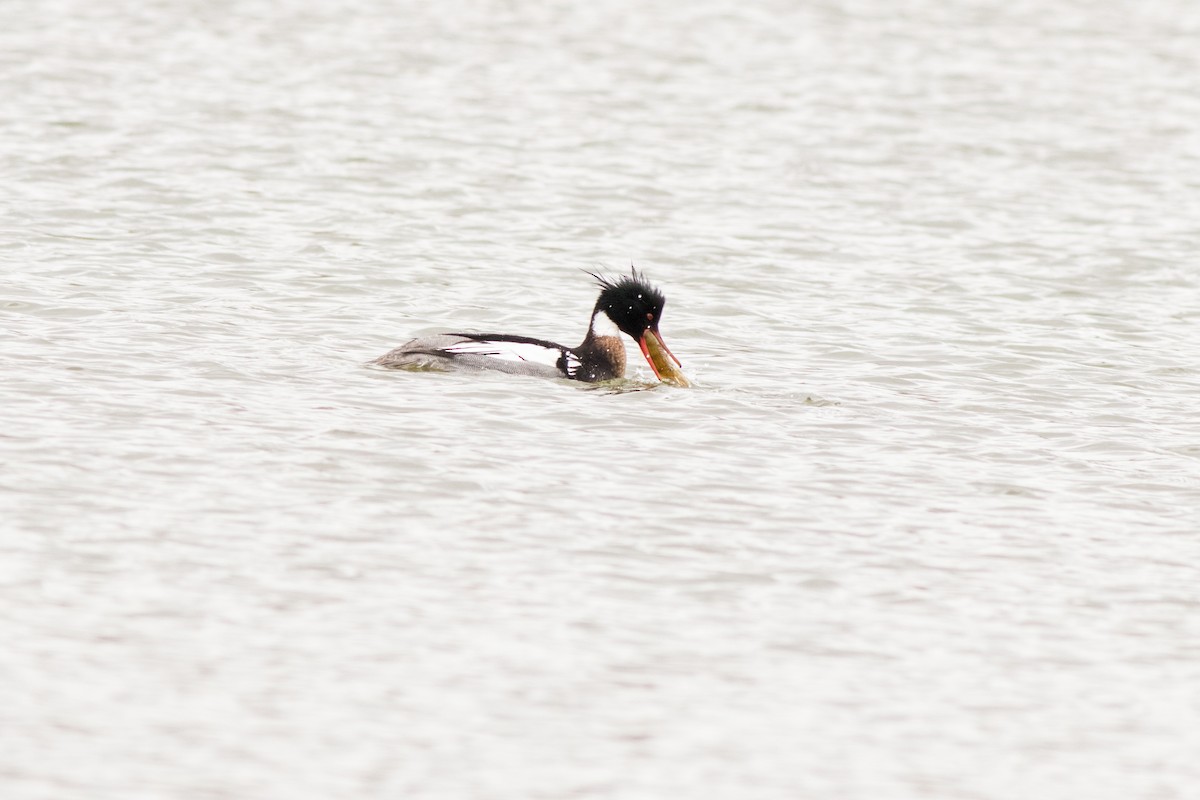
645,312 -> 652,321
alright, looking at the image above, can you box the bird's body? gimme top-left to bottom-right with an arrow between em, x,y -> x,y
374,270 -> 684,384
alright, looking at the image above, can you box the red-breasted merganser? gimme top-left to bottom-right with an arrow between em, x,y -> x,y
375,269 -> 687,384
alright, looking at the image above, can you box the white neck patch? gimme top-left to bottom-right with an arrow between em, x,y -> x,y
591,310 -> 624,340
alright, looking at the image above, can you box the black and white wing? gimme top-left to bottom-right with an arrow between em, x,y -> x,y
375,333 -> 571,379
440,334 -> 567,369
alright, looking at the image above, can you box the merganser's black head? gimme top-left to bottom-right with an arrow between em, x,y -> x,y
590,268 -> 682,379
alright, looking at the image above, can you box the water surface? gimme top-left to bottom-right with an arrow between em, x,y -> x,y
3,1 -> 1200,798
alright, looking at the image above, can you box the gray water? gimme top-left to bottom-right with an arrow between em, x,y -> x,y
4,1 -> 1200,798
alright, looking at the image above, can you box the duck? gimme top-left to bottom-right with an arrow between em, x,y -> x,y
374,269 -> 686,384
